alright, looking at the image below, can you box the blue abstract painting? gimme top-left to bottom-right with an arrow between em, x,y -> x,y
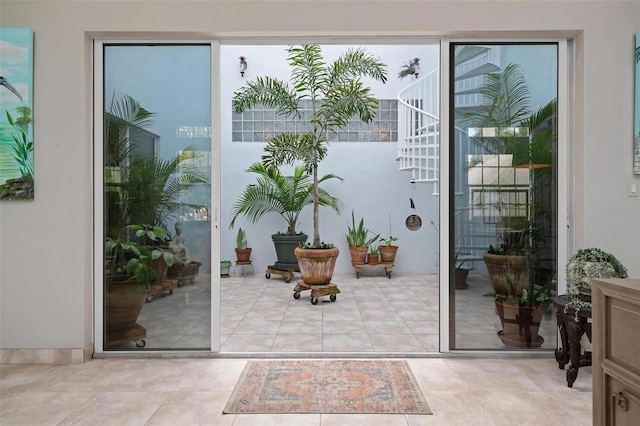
0,28 -> 34,199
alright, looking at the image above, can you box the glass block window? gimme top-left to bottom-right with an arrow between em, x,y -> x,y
232,99 -> 397,143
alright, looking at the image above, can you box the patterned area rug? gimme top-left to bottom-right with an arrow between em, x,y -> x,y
222,360 -> 432,415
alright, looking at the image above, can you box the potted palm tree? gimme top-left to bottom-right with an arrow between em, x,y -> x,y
463,63 -> 558,296
232,44 -> 387,285
230,162 -> 342,271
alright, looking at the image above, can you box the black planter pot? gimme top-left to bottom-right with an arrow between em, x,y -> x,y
272,233 -> 308,271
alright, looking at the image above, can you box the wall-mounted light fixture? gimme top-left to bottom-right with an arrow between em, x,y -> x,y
411,58 -> 420,79
239,56 -> 247,77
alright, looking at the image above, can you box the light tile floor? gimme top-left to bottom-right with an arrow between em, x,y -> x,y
0,357 -> 592,425
136,270 -> 558,353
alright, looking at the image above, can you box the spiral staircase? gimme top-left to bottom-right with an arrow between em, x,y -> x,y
396,45 -> 502,263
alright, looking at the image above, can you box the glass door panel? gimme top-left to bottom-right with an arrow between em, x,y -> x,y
450,43 -> 558,350
103,44 -> 212,350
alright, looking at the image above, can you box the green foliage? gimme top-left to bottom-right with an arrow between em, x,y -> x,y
368,245 -> 380,255
236,228 -> 248,249
488,272 -> 555,308
379,235 -> 398,247
299,241 -> 334,249
230,162 -> 342,235
232,44 -> 387,247
105,223 -> 185,288
5,109 -> 33,179
345,210 -> 380,247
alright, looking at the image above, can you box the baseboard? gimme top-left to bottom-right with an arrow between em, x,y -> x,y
0,344 -> 93,364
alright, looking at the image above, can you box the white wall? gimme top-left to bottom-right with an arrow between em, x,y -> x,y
0,0 -> 638,350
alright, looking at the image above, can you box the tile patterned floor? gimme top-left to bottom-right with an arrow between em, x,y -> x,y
0,357 -> 592,425
136,270 -> 558,353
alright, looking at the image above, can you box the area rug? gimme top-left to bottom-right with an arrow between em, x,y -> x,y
222,360 -> 432,415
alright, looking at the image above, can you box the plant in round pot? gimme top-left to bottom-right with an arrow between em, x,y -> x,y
229,162 -> 342,271
367,245 -> 380,265
235,228 -> 252,263
220,260 -> 232,277
345,210 -> 380,264
564,247 -> 628,319
488,273 -> 556,348
232,44 -> 387,286
378,235 -> 399,263
104,225 -> 173,348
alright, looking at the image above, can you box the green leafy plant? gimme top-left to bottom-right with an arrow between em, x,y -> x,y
379,235 -> 398,247
369,245 -> 380,255
232,44 -> 387,247
236,228 -> 248,249
5,109 -> 33,179
299,241 -> 334,249
230,162 -> 342,235
105,224 -> 184,288
564,248 -> 628,320
487,272 -> 555,308
345,210 -> 380,247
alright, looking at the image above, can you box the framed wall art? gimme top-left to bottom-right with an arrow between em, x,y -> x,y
0,28 -> 34,200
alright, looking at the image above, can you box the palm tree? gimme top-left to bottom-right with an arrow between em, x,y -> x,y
119,148 -> 209,236
232,44 -> 387,247
230,162 -> 343,235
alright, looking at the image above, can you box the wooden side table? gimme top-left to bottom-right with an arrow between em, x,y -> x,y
553,295 -> 592,387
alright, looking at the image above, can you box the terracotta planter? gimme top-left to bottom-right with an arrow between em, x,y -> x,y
454,268 -> 469,289
235,247 -> 252,263
294,246 -> 339,285
105,277 -> 147,333
483,252 -> 529,295
495,301 -> 546,348
367,253 -> 379,265
349,246 -> 368,264
379,245 -> 398,262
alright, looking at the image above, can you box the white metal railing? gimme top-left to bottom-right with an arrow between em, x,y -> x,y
397,69 -> 440,193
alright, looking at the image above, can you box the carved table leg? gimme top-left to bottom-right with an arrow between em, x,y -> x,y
564,318 -> 585,388
555,308 -> 570,369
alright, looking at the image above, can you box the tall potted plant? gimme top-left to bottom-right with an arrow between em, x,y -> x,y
232,44 -> 387,285
230,162 -> 342,271
463,63 -> 558,295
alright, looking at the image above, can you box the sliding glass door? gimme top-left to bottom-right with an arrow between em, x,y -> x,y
100,43 -> 213,351
449,43 -> 559,350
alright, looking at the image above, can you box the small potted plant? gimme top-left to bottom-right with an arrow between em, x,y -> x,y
367,245 -> 380,265
235,228 -> 251,263
220,260 -> 232,277
564,247 -> 628,319
378,235 -> 399,262
345,210 -> 380,264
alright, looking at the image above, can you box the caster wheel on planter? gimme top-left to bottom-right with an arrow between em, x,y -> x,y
285,276 -> 291,283
293,292 -> 300,299
330,294 -> 337,302
266,273 -> 271,279
311,297 -> 318,305
136,339 -> 146,348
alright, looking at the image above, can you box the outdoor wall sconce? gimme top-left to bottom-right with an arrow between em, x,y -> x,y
239,56 -> 247,77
